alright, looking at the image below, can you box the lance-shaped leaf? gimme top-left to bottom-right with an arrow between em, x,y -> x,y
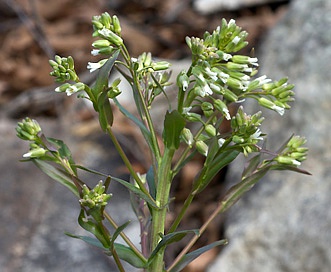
33,159 -> 79,197
163,110 -> 186,150
92,50 -> 120,99
168,239 -> 228,272
65,233 -> 147,268
220,166 -> 270,213
148,229 -> 199,265
193,149 -> 240,194
111,176 -> 158,209
97,91 -> 113,131
112,243 -> 147,268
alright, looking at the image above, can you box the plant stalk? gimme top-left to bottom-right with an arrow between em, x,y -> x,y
149,147 -> 175,271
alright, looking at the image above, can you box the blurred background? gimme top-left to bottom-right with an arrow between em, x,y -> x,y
2,0 -> 330,271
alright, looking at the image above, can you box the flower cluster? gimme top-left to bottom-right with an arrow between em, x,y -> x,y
49,55 -> 86,96
92,12 -> 123,47
16,117 -> 41,141
79,181 -> 112,209
49,55 -> 79,82
16,118 -> 48,159
275,135 -> 308,166
230,106 -> 264,155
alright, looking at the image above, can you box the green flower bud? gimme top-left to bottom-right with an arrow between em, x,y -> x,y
177,70 -> 190,91
205,124 -> 216,137
23,147 -> 47,158
92,39 -> 111,48
232,55 -> 258,65
258,97 -> 284,115
181,128 -> 194,146
112,15 -> 121,35
223,89 -> 238,102
214,99 -> 231,120
201,102 -> 213,112
101,12 -> 112,29
98,28 -> 123,46
16,117 -> 42,141
196,140 -> 209,156
276,156 -> 301,166
151,61 -> 171,71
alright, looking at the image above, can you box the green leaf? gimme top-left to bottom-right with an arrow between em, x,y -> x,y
269,164 -> 312,175
65,233 -> 147,268
163,110 -> 186,150
111,176 -> 158,209
168,239 -> 228,272
97,91 -> 113,131
109,221 -> 131,250
92,50 -> 120,99
193,149 -> 240,194
113,98 -> 155,153
146,165 -> 156,199
220,166 -> 270,213
242,153 -> 262,179
33,159 -> 79,197
65,232 -> 107,250
78,210 -> 111,248
74,164 -> 109,177
148,230 -> 199,265
113,243 -> 147,268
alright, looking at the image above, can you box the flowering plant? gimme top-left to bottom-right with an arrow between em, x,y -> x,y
16,13 -> 309,271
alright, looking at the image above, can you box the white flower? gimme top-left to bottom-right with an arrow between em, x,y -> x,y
272,104 -> 285,116
218,138 -> 225,147
87,59 -> 107,73
231,36 -> 241,45
91,49 -> 100,56
249,129 -> 263,141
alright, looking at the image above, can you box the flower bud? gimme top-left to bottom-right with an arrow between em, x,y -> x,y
205,124 -> 216,137
223,89 -> 238,102
151,61 -> 171,71
112,15 -> 121,35
23,144 -> 46,158
196,140 -> 209,156
177,70 -> 190,91
98,28 -> 123,46
214,99 -> 231,120
181,128 -> 194,146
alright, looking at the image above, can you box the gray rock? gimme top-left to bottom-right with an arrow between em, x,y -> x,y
194,0 -> 285,14
208,0 -> 331,271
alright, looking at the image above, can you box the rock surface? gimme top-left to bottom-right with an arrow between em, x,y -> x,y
208,0 -> 331,271
194,0 -> 285,13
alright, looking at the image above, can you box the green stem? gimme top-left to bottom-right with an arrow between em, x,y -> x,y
106,126 -> 156,205
149,147 -> 175,271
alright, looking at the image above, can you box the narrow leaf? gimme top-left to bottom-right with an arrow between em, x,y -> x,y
242,153 -> 262,179
33,159 -> 79,197
193,150 -> 240,194
168,239 -> 228,272
146,165 -> 156,199
113,243 -> 147,268
65,232 -> 107,250
92,50 -> 120,98
148,230 -> 199,264
111,176 -> 158,209
97,91 -> 113,131
109,221 -> 131,250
